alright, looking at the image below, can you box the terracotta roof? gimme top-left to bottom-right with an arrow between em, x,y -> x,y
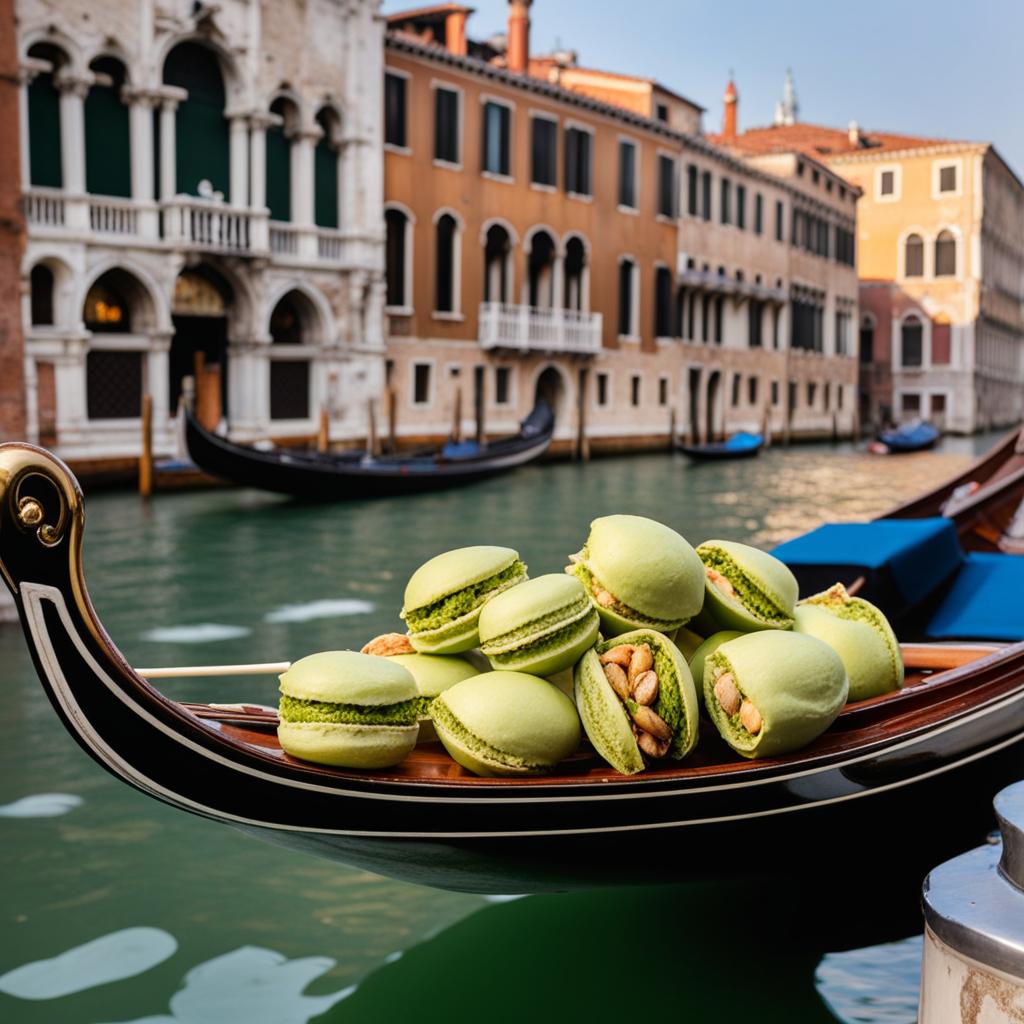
386,3 -> 475,25
532,59 -> 705,112
712,122 -> 965,159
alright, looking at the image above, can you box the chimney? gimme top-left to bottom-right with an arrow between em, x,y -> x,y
507,0 -> 532,74
847,120 -> 861,147
445,9 -> 468,57
722,77 -> 738,141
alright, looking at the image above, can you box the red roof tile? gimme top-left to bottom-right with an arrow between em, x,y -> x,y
711,122 -> 966,159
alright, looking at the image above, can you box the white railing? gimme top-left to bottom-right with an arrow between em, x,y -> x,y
269,222 -> 300,256
163,198 -> 259,254
478,302 -> 603,355
24,188 -> 66,228
317,228 -> 345,262
89,196 -> 139,236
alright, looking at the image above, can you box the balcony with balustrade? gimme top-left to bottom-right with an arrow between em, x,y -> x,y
478,302 -> 603,356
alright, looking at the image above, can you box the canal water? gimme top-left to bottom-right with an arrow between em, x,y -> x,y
0,435 -> 1008,1023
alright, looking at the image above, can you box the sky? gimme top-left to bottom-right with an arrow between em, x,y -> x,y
383,0 -> 1024,173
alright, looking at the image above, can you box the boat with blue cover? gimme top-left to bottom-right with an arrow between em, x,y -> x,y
676,430 -> 764,461
183,401 -> 554,499
5,440 -> 1024,893
873,421 -> 941,454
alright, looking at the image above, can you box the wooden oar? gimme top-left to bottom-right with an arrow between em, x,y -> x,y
137,662 -> 290,680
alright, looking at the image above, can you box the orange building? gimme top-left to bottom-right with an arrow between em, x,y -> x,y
720,78 -> 1024,434
383,5 -> 859,450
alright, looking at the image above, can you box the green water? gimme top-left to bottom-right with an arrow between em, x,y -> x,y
0,437 -> 1007,1022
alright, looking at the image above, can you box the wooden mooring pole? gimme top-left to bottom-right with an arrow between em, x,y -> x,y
139,393 -> 153,498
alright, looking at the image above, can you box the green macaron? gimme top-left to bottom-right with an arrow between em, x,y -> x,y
688,630 -> 744,704
278,651 -> 420,768
574,629 -> 700,775
704,631 -> 848,760
401,546 -> 527,654
695,540 -> 799,633
478,573 -> 600,677
567,515 -> 705,635
431,671 -> 581,777
673,626 -> 706,662
385,652 -> 479,742
794,583 -> 904,702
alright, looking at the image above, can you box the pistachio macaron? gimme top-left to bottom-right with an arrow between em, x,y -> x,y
278,651 -> 420,768
478,574 -> 600,677
401,546 -> 527,654
574,629 -> 700,775
704,631 -> 848,760
794,583 -> 904,702
431,671 -> 581,777
385,652 -> 479,742
695,540 -> 799,633
567,515 -> 705,636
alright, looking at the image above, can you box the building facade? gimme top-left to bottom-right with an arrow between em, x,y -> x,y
722,97 -> 1024,434
383,8 -> 859,453
14,0 -> 386,467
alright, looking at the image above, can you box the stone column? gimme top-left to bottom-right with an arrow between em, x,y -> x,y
290,126 -> 320,226
158,95 -> 179,200
16,62 -> 47,187
248,113 -> 275,252
54,72 -> 89,230
123,87 -> 159,237
228,113 -> 249,207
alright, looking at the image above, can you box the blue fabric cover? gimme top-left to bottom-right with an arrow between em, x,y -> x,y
772,518 -> 963,607
926,553 -> 1024,641
879,422 -> 940,450
724,432 -> 763,451
441,440 -> 482,459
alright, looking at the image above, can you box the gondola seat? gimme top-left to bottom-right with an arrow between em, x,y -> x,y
925,553 -> 1024,642
772,517 -> 964,618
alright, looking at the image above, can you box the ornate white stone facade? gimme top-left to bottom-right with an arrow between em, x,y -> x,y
16,0 -> 386,461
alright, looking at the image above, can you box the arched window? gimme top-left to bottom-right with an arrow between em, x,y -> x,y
385,208 -> 410,309
654,265 -> 672,338
904,233 -> 924,277
483,224 -> 511,303
83,269 -> 149,420
527,230 -> 556,308
163,42 -> 230,199
269,292 -> 311,420
314,108 -> 340,229
85,56 -> 130,197
26,43 -> 68,188
434,211 -> 458,311
266,97 -> 298,222
859,314 -> 875,364
935,230 -> 956,277
30,264 -> 55,326
564,236 -> 587,311
901,315 -> 923,368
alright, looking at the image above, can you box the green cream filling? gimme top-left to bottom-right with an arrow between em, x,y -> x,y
486,614 -> 593,664
700,549 -> 791,625
404,561 -> 527,633
651,642 -> 689,758
569,561 -> 682,631
430,698 -> 545,770
707,653 -> 757,745
279,694 -> 420,726
481,598 -> 593,655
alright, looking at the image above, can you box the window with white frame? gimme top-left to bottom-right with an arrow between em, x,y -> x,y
901,315 -> 924,368
434,85 -> 461,165
934,230 -> 957,277
596,371 -> 610,407
618,258 -> 638,338
876,166 -> 900,201
412,362 -> 432,405
904,233 -> 924,277
434,213 -> 460,313
934,161 -> 960,196
531,115 -> 557,187
657,154 -> 677,218
618,139 -> 637,209
385,207 -> 412,310
494,365 -> 511,405
565,125 -> 593,197
481,100 -> 511,177
384,72 -> 407,149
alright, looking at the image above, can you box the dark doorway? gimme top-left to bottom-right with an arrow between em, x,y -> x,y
534,366 -> 564,419
688,367 -> 701,442
170,314 -> 229,414
706,370 -> 721,443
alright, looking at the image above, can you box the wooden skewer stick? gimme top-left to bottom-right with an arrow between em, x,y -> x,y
137,662 -> 291,680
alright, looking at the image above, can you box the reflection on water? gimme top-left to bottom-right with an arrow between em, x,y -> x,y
0,793 -> 83,818
0,436 -> 1006,1022
816,937 -> 922,1024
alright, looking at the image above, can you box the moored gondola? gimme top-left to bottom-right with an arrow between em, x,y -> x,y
676,431 -> 764,461
871,420 -> 941,454
4,441 -> 1024,893
184,401 -> 554,499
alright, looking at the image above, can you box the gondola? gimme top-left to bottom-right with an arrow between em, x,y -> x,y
871,420 -> 940,455
183,401 -> 554,499
676,431 -> 764,461
880,424 -> 1024,554
5,442 -> 1024,893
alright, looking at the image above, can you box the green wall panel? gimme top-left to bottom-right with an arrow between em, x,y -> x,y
85,72 -> 131,197
266,127 -> 291,222
314,138 -> 338,228
28,72 -> 62,188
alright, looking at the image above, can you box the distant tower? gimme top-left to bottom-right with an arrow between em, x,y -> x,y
773,68 -> 799,126
722,74 -> 738,140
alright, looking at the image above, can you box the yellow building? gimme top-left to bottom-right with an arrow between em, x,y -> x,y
724,113 -> 1024,434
